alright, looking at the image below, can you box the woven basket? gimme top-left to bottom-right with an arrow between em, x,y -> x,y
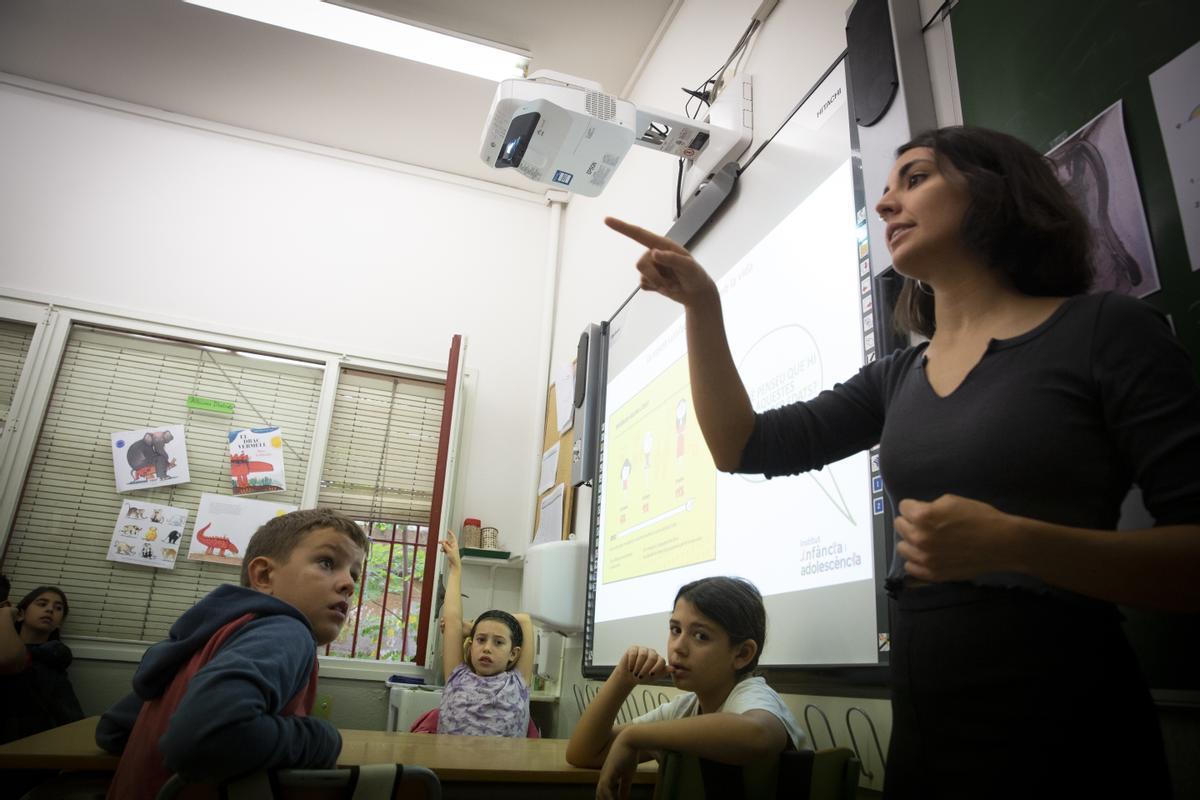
480,526 -> 500,549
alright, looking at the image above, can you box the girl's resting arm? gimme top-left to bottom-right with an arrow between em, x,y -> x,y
0,607 -> 27,673
565,646 -> 666,768
616,709 -> 787,765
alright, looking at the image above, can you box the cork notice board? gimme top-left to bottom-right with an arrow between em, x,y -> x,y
532,379 -> 574,542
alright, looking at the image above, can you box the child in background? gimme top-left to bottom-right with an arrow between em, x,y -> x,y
96,508 -> 367,800
0,585 -> 85,744
566,577 -> 805,800
437,530 -> 534,736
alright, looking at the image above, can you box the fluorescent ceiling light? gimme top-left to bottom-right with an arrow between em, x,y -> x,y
183,0 -> 529,82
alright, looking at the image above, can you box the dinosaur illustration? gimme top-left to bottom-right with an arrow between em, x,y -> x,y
229,454 -> 278,493
194,522 -> 239,558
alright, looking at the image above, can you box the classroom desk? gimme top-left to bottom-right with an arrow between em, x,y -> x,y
0,718 -> 658,799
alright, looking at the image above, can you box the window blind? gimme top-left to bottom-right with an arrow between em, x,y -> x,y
1,325 -> 324,642
0,319 -> 36,435
317,369 -> 444,525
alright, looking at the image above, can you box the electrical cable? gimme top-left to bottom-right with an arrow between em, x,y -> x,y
675,17 -> 761,215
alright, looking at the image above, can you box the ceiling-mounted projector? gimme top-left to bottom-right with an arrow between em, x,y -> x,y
480,70 -> 751,197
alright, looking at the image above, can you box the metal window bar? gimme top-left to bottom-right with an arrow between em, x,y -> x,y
374,529 -> 397,661
347,544 -> 370,659
324,521 -> 423,661
399,529 -> 414,660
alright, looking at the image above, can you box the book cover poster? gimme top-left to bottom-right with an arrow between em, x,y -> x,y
107,500 -> 188,569
228,426 -> 286,495
111,424 -> 190,492
187,493 -> 297,566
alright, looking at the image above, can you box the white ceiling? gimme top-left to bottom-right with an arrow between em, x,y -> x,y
0,0 -> 676,192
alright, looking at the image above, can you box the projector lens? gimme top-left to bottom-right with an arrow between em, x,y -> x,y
496,112 -> 541,169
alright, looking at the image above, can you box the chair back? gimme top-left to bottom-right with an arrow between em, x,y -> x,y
155,764 -> 441,800
652,747 -> 860,800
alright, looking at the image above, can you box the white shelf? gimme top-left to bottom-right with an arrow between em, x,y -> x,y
461,554 -> 524,568
460,555 -> 523,608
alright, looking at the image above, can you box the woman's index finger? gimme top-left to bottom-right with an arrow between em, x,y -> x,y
605,217 -> 680,251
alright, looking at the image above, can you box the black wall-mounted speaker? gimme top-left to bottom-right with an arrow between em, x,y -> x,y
846,0 -> 899,127
570,323 -> 604,487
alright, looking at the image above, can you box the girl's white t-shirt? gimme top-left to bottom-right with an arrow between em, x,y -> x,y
628,676 -> 807,751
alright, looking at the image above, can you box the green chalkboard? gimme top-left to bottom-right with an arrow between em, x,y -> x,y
954,0 -> 1200,378
952,1 -> 1200,698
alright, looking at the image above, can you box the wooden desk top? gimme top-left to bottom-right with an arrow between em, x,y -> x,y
0,718 -> 657,785
0,718 -> 116,771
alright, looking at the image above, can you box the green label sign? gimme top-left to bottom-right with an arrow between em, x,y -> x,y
187,395 -> 235,414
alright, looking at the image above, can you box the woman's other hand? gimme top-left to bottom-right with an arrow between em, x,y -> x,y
895,494 -> 1021,581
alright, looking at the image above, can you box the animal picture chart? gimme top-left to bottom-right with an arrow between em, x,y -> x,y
107,500 -> 189,569
111,424 -> 191,492
187,492 -> 297,565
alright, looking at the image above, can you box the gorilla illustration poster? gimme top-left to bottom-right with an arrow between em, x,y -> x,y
111,424 -> 191,492
107,499 -> 188,569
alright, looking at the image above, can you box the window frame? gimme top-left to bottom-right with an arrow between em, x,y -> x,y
0,291 -> 460,681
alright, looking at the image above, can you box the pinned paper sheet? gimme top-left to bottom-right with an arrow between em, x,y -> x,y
187,493 -> 297,566
554,360 -> 575,434
111,424 -> 190,493
533,483 -> 565,545
1149,40 -> 1200,271
107,500 -> 188,569
539,442 -> 560,495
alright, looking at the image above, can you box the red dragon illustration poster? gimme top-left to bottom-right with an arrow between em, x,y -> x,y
187,493 -> 297,565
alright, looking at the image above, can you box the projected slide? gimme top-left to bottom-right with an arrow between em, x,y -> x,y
595,161 -> 874,660
602,355 -> 717,583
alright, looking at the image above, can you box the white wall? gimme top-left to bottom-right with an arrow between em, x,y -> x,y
0,78 -> 552,556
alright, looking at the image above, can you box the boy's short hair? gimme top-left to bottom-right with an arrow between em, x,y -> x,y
240,508 -> 368,587
0,573 -> 9,604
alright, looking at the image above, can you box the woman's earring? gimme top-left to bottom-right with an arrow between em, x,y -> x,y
916,280 -> 934,296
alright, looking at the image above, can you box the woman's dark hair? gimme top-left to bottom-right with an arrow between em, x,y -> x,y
892,126 -> 1093,337
17,586 -> 70,641
468,610 -> 523,670
675,577 -> 766,678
